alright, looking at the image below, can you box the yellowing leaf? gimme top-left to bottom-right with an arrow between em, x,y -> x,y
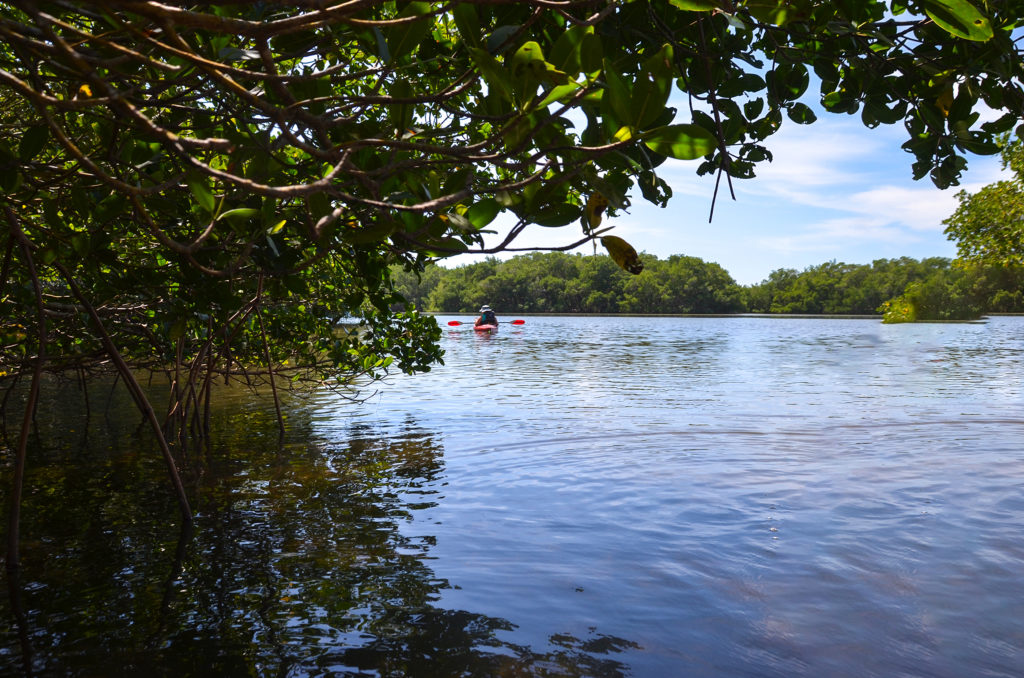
614,126 -> 634,142
936,83 -> 954,117
509,41 -> 561,106
169,318 -> 188,341
585,193 -> 608,229
601,235 -> 644,275
510,41 -> 547,78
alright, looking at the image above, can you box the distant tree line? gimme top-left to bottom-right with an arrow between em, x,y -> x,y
392,253 -> 1024,320
747,257 -> 1024,319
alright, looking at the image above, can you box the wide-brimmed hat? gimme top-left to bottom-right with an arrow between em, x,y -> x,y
479,305 -> 491,312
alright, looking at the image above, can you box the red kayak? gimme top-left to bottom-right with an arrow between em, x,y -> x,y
446,320 -> 523,328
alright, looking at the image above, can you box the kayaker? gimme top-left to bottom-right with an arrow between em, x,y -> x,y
475,304 -> 498,327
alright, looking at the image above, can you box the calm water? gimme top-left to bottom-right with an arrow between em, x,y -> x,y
3,315 -> 1024,676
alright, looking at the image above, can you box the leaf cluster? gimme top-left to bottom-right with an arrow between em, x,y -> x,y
944,137 -> 1024,266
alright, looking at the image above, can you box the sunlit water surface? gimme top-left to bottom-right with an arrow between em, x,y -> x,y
3,315 -> 1024,676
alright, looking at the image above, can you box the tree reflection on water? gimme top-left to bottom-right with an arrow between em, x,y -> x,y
1,383 -> 638,676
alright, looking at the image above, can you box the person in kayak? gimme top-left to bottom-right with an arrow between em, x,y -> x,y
475,304 -> 498,327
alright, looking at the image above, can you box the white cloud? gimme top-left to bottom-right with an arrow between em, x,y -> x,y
751,125 -> 878,187
842,186 -> 959,233
753,217 -> 919,255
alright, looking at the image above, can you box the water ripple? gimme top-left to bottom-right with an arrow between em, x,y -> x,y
312,317 -> 1024,676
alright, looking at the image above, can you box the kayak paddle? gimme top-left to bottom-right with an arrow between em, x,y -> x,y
447,319 -> 525,326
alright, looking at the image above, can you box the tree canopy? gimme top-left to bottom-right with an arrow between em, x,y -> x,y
394,251 -> 745,313
2,0 -> 1024,523
395,252 -> 1024,317
944,138 -> 1024,266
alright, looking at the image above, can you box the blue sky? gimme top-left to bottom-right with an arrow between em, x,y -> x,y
444,113 -> 1008,286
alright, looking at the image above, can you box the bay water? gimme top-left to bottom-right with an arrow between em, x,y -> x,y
2,315 -> 1023,676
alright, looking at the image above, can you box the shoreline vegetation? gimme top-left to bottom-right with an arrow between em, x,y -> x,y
392,252 -> 1024,323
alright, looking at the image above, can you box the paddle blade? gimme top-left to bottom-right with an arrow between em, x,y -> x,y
510,319 -> 525,325
447,321 -> 463,326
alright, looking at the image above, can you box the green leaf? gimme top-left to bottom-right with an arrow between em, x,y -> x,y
465,198 -> 501,228
186,174 -> 216,213
537,80 -> 584,109
601,58 -> 634,125
71,233 -> 90,257
261,197 -> 278,227
0,166 -> 22,193
631,44 -> 674,128
345,219 -> 397,244
423,237 -> 469,256
582,169 -> 629,210
445,212 -> 472,231
744,98 -> 765,119
373,27 -> 390,63
787,102 -> 817,124
388,78 -> 415,135
638,170 -> 672,207
668,0 -> 719,9
865,99 -> 906,125
531,202 -> 580,227
921,0 -> 993,41
307,191 -> 332,221
452,3 -> 481,47
956,132 -> 1000,155
217,207 -> 259,223
642,124 -> 717,160
550,25 -> 593,76
543,64 -> 569,86
981,113 -> 1019,135
42,197 -> 62,229
768,63 -> 809,102
746,0 -> 810,25
18,126 -> 49,162
508,41 -> 561,103
487,25 -> 521,55
468,46 -> 514,103
386,2 -> 431,63
579,33 -> 603,74
265,234 -> 280,257
724,13 -> 750,30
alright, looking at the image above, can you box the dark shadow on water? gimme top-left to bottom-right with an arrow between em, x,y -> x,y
1,378 -> 640,677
